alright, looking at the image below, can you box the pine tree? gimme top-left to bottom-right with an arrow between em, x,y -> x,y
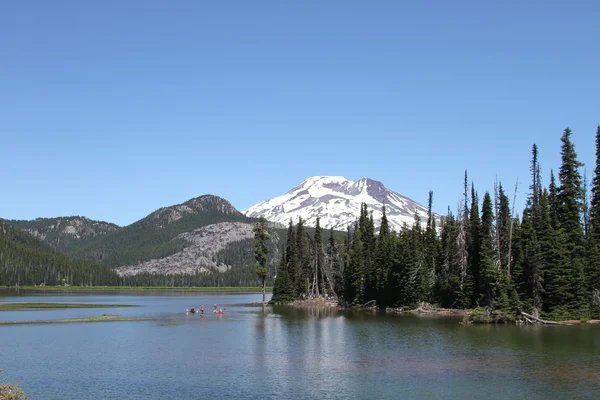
425,191 -> 440,302
439,208 -> 458,307
492,183 -> 509,273
361,204 -> 377,303
479,192 -> 501,309
529,128 -> 588,318
253,216 -> 270,304
326,228 -> 343,298
548,170 -> 560,230
557,128 -> 585,251
346,223 -> 364,304
271,248 -> 296,303
397,213 -> 427,306
555,128 -> 587,316
587,125 -> 600,298
295,217 -> 311,297
282,219 -> 297,295
374,206 -> 394,307
468,184 -> 480,306
311,217 -> 325,298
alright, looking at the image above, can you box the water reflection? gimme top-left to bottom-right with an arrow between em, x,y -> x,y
1,293 -> 599,400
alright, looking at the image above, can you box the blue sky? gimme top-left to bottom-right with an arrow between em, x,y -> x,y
1,1 -> 599,226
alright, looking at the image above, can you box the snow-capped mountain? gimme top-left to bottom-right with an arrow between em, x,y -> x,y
243,176 -> 437,232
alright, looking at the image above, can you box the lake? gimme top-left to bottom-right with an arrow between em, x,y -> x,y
0,290 -> 598,399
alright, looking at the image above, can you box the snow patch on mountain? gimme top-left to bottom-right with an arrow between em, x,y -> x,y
243,176 -> 437,232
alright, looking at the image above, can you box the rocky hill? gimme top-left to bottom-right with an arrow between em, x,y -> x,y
8,216 -> 119,253
115,222 -> 282,276
70,195 -> 256,268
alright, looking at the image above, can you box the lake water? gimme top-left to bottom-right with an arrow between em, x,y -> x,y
0,290 -> 599,400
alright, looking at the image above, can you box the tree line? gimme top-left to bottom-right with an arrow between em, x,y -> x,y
0,221 -> 121,287
270,127 -> 600,320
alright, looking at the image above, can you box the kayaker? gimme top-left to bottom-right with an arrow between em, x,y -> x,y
200,305 -> 205,314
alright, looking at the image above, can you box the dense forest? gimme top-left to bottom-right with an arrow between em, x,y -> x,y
271,127 -> 600,320
120,266 -> 271,287
0,221 -> 121,286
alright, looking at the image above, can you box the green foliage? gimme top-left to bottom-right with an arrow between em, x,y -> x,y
253,216 -> 270,270
270,248 -> 297,303
463,307 -> 516,324
0,370 -> 28,400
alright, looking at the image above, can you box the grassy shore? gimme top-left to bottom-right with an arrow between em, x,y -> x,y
0,314 -> 153,325
1,285 -> 272,293
0,303 -> 139,311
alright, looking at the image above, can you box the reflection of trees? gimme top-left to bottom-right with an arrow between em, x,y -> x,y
269,304 -> 343,321
443,324 -> 600,394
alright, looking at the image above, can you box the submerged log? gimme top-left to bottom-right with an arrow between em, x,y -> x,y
521,312 -> 564,325
362,300 -> 377,308
522,315 -> 535,324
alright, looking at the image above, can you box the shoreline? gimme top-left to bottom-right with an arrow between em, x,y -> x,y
281,299 -> 600,325
0,285 -> 272,293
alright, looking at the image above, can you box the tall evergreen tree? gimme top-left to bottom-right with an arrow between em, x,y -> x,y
346,223 -> 365,304
478,192 -> 501,308
468,185 -> 481,306
438,208 -> 458,307
253,216 -> 270,304
312,217 -> 325,298
374,206 -> 393,307
548,170 -> 560,230
587,125 -> 600,297
497,183 -> 512,274
360,204 -> 377,302
295,217 -> 311,297
557,128 -> 585,250
555,128 -> 587,315
271,248 -> 296,303
326,228 -> 343,297
425,191 -> 440,302
285,219 -> 297,292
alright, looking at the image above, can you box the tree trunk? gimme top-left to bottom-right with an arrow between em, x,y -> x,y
262,276 -> 266,304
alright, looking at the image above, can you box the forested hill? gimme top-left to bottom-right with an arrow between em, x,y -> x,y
270,127 -> 600,321
8,216 -> 119,254
0,220 -> 121,286
70,195 -> 255,267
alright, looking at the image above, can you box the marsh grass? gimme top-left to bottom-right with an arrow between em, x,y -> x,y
0,314 -> 153,325
0,303 -> 139,311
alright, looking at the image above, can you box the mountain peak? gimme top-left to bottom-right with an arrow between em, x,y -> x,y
244,176 -> 436,232
149,195 -> 243,227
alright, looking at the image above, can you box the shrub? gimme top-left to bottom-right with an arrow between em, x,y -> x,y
0,370 -> 28,400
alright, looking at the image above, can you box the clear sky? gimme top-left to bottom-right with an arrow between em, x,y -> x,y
1,1 -> 599,226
